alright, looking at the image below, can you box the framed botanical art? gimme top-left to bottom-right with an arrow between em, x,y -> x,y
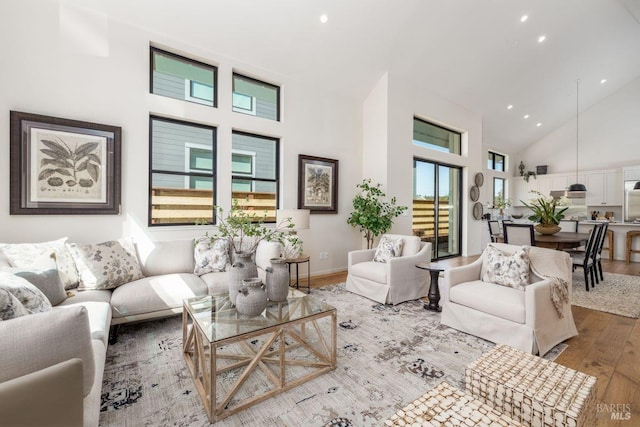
10,111 -> 121,215
298,154 -> 338,214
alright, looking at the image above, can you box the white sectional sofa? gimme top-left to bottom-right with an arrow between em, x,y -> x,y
0,238 -> 280,426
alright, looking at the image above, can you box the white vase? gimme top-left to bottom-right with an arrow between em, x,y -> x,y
228,251 -> 258,306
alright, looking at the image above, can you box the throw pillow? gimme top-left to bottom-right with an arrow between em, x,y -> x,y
194,238 -> 230,276
1,252 -> 67,306
482,244 -> 530,290
0,272 -> 52,320
373,236 -> 404,263
68,239 -> 144,290
0,238 -> 79,290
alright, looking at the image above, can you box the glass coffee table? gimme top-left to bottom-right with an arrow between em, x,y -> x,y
182,292 -> 337,423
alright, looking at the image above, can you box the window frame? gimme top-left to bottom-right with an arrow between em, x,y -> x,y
148,115 -> 217,226
231,130 -> 280,222
493,177 -> 506,207
488,151 -> 506,172
412,117 -> 461,155
150,46 -> 218,108
232,73 -> 281,121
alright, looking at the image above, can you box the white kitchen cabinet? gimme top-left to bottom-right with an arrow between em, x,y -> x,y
513,177 -> 537,205
551,175 -> 569,191
585,171 -> 622,206
624,168 -> 640,181
536,175 -> 552,197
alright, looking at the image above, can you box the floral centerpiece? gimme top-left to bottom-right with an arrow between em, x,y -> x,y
493,195 -> 512,216
521,191 -> 569,235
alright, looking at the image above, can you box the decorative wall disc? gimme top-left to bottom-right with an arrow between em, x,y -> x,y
475,173 -> 484,187
470,185 -> 480,202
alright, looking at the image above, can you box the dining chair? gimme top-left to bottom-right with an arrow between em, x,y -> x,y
570,223 -> 602,291
502,223 -> 535,246
592,222 -> 608,283
488,220 -> 501,243
558,219 -> 579,232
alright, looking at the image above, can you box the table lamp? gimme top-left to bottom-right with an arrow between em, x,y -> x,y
276,209 -> 310,258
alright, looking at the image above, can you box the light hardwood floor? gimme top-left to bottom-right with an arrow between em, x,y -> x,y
303,258 -> 640,427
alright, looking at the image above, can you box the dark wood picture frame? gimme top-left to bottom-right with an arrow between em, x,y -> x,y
298,154 -> 338,214
10,111 -> 121,215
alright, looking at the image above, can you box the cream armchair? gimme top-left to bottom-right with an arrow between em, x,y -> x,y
440,243 -> 578,356
346,234 -> 431,305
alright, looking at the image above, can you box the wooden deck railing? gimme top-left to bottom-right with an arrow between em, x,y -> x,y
150,188 -> 276,224
412,198 -> 450,239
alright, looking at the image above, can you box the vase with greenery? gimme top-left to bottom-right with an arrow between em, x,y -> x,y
347,179 -> 407,249
521,191 -> 569,235
493,195 -> 512,216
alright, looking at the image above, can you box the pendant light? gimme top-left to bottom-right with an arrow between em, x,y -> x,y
567,79 -> 587,193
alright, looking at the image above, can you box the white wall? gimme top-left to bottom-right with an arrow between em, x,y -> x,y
515,75 -> 640,175
0,1 -> 362,276
361,71 -> 485,256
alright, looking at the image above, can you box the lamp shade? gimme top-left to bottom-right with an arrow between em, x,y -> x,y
634,182 -> 640,190
567,183 -> 587,192
276,209 -> 310,230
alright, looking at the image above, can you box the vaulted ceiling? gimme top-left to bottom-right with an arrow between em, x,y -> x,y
67,0 -> 640,153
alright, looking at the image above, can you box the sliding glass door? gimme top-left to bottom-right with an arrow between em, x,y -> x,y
413,158 -> 462,259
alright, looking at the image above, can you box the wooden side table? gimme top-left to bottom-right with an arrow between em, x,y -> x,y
285,255 -> 311,294
415,262 -> 444,312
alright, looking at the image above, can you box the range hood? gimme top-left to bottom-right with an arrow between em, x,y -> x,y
550,190 -> 585,199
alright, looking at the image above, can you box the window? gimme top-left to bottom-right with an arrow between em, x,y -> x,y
232,73 -> 280,121
231,131 -> 279,221
413,158 -> 462,260
149,116 -> 216,225
150,47 -> 217,107
493,177 -> 506,207
488,151 -> 505,171
413,117 -> 461,155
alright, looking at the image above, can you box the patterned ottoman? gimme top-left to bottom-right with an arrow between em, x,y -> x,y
384,381 -> 523,426
465,344 -> 597,427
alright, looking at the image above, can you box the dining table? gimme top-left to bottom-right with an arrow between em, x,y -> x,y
533,231 -> 591,250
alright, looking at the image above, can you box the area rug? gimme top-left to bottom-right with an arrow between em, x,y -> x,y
99,283 -> 564,427
572,271 -> 640,318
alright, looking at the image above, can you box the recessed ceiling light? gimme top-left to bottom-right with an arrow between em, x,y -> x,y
507,105 -> 513,110
536,122 -> 542,127
520,15 -> 528,23
524,114 -> 530,119
600,78 -> 607,84
320,14 -> 328,23
538,35 -> 546,43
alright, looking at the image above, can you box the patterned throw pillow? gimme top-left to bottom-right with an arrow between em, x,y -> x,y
373,236 -> 404,263
0,238 -> 79,290
1,252 -> 67,306
0,272 -> 52,320
194,238 -> 230,276
482,244 -> 530,290
69,239 -> 144,290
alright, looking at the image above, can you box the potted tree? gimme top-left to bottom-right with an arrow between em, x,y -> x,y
347,179 -> 407,249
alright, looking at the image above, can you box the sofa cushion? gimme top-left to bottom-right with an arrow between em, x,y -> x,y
449,280 -> 526,324
137,239 -> 195,276
373,236 -> 403,263
0,272 -> 52,320
69,239 -> 144,291
110,273 -> 208,318
60,289 -> 112,305
54,302 -> 112,346
482,244 -> 530,290
0,238 -> 79,290
200,270 -> 231,295
349,261 -> 387,284
194,238 -> 229,275
0,306 -> 95,397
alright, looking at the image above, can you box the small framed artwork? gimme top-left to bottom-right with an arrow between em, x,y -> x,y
10,111 -> 121,215
298,154 -> 338,214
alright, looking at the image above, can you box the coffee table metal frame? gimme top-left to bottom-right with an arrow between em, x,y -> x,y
182,293 -> 337,423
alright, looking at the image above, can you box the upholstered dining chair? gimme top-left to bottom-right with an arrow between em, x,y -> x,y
346,234 -> 431,305
559,219 -> 579,232
502,223 -> 535,246
488,220 -> 501,243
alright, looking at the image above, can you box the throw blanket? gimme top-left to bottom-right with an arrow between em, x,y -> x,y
528,246 -> 570,317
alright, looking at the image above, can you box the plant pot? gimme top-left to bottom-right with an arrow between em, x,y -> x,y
265,257 -> 290,302
235,277 -> 267,317
534,224 -> 561,235
229,251 -> 258,306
